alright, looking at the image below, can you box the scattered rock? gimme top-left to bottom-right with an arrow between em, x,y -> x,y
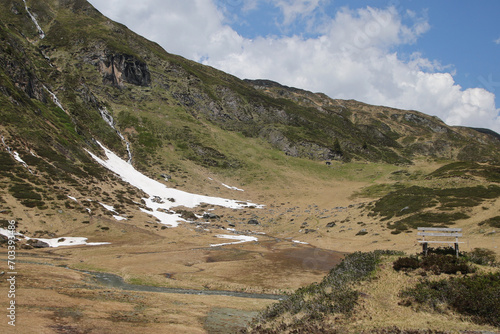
152,196 -> 164,203
28,239 -> 50,248
160,174 -> 171,181
203,213 -> 220,220
356,229 -> 368,236
247,219 -> 259,225
326,222 -> 336,228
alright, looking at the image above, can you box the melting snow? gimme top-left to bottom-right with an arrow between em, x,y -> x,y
0,228 -> 110,248
98,202 -> 128,221
67,195 -> 78,202
2,136 -> 33,173
12,151 -> 25,164
221,183 -> 244,191
31,237 -> 110,248
99,202 -> 117,213
292,240 -> 309,245
87,142 -> 263,227
210,234 -> 258,247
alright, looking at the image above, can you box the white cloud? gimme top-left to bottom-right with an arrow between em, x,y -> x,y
495,37 -> 500,45
274,0 -> 325,26
87,0 -> 500,133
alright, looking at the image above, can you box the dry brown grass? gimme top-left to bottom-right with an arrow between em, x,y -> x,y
1,157 -> 499,333
346,257 -> 500,333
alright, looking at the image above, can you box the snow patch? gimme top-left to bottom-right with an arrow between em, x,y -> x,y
2,136 -> 33,173
87,142 -> 263,227
0,228 -> 110,248
210,234 -> 258,247
67,196 -> 78,202
99,202 -> 117,213
222,183 -> 245,192
33,237 -> 110,248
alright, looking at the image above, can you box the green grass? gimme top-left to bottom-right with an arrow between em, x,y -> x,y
429,161 -> 500,183
479,216 -> 500,228
387,212 -> 470,232
371,185 -> 500,221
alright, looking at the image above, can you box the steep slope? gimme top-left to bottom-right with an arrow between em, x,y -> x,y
2,0 -> 500,180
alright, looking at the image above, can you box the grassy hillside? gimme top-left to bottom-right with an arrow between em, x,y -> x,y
246,249 -> 500,333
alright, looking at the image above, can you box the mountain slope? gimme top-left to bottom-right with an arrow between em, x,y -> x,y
2,0 -> 500,177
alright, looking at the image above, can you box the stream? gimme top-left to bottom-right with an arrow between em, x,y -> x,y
88,270 -> 285,300
11,258 -> 284,301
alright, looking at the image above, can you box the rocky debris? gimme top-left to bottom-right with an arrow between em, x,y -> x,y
160,174 -> 171,181
203,213 -> 220,220
247,219 -> 259,225
152,196 -> 164,204
356,229 -> 368,236
27,239 -> 50,248
326,222 -> 336,228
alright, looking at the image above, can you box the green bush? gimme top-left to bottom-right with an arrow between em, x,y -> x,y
393,256 -> 420,271
420,254 -> 474,275
401,272 -> 500,328
464,248 -> 497,266
393,253 -> 475,275
479,216 -> 500,228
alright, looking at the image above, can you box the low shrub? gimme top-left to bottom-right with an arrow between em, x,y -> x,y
393,253 -> 475,275
400,272 -> 500,328
393,256 -> 420,271
420,254 -> 474,275
479,216 -> 500,228
463,248 -> 497,266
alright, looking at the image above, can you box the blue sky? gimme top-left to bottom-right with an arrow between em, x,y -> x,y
88,0 -> 500,132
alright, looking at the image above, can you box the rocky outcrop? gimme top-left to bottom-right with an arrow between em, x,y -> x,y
100,54 -> 151,87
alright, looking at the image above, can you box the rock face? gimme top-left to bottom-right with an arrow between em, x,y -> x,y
100,54 -> 151,87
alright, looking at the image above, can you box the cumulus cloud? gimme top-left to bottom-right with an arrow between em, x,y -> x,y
274,0 -> 326,26
87,0 -> 500,133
